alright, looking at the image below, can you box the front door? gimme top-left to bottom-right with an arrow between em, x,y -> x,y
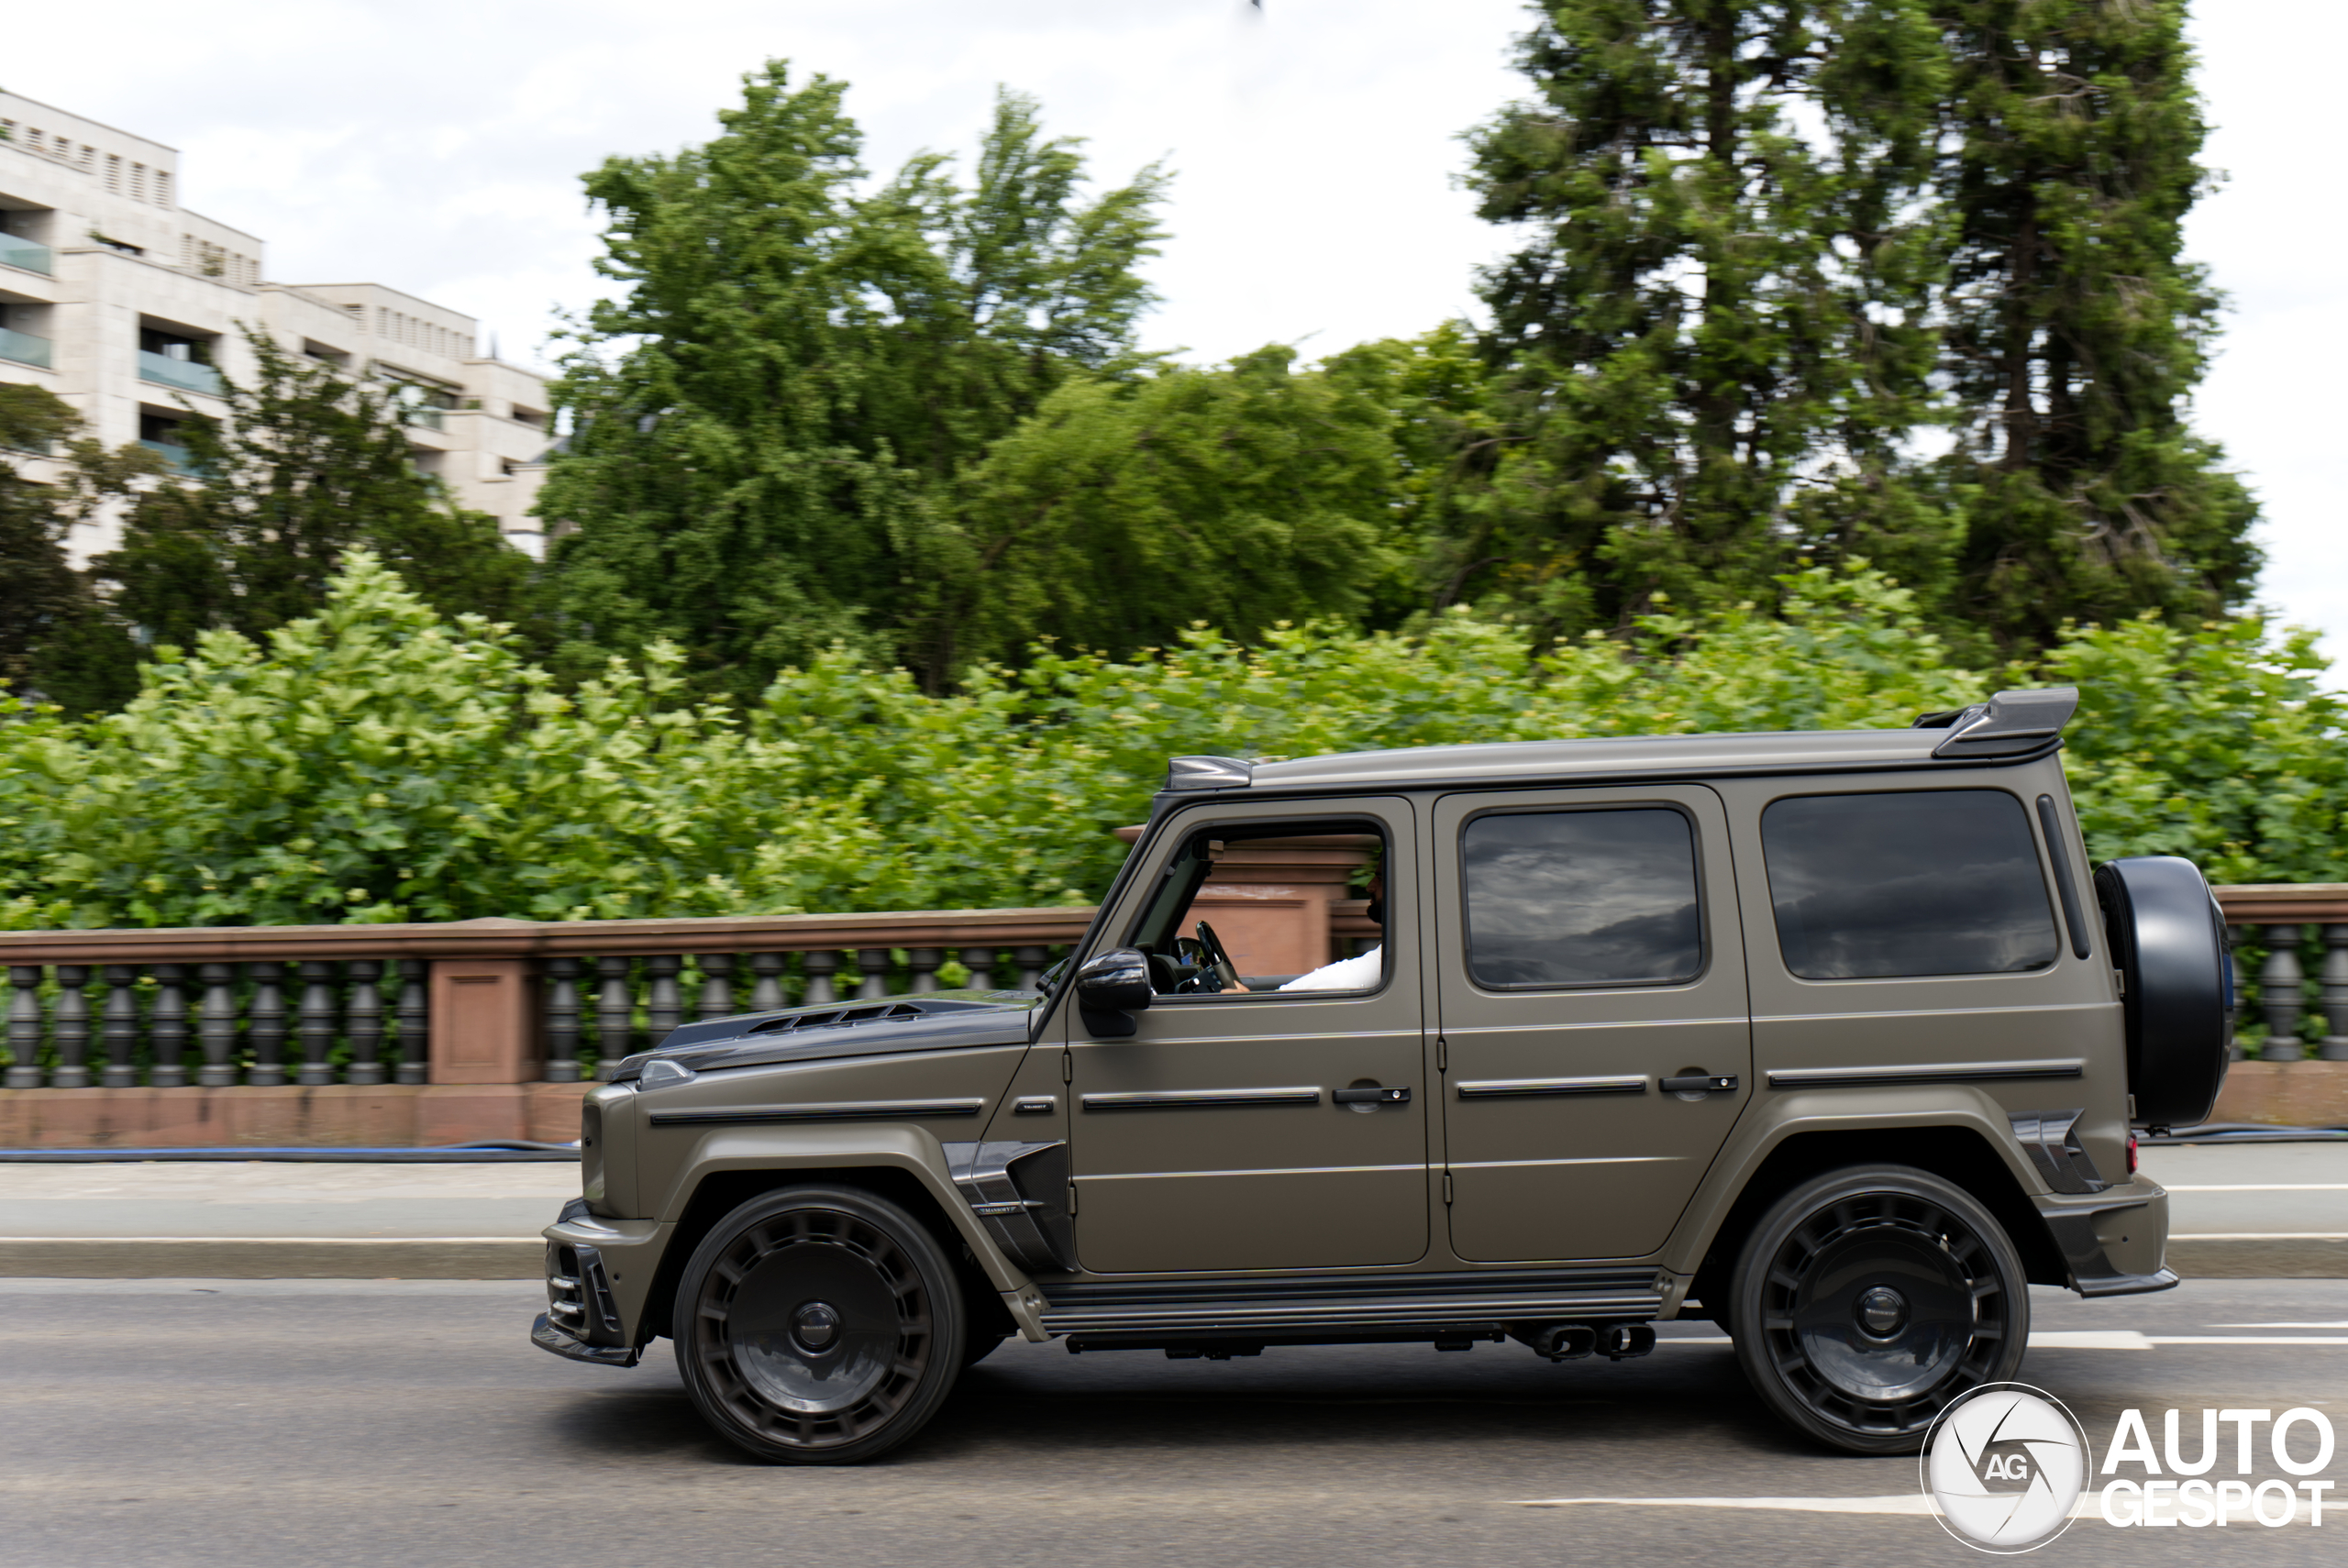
1433,786 -> 1752,1262
1066,799 -> 1429,1275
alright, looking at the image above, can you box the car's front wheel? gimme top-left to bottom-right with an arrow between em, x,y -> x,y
1729,1165 -> 2029,1455
674,1185 -> 966,1464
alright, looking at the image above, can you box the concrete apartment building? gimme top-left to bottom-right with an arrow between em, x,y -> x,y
0,90 -> 554,559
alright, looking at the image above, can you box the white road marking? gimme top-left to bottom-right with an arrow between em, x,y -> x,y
2216,1321 -> 2348,1329
1656,1330 -> 2348,1350
0,1236 -> 535,1243
2165,1184 -> 2348,1191
1515,1493 -> 2319,1522
2169,1231 -> 2348,1240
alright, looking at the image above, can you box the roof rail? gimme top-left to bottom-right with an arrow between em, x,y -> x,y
1912,686 -> 2079,759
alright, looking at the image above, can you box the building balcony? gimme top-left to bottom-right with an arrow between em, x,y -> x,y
138,437 -> 201,476
402,404 -> 446,431
0,326 -> 51,370
138,348 -> 224,397
0,234 -> 53,276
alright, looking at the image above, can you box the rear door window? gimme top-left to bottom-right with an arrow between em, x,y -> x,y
1460,807 -> 1701,988
1761,790 -> 2058,980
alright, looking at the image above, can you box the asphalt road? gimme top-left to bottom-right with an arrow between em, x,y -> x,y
6,1275 -> 2344,1568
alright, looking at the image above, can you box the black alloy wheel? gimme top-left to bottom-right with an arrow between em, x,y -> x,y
674,1186 -> 966,1464
1728,1165 -> 2029,1455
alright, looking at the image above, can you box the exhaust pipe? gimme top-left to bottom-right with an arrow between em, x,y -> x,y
1603,1323 -> 1656,1361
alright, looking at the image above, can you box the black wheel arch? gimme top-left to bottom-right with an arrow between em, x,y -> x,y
1689,1126 -> 2067,1319
641,1165 -> 1013,1345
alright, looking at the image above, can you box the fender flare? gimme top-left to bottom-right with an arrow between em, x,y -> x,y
657,1124 -> 1051,1338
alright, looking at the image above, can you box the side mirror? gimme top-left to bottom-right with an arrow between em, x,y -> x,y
1074,947 -> 1153,1037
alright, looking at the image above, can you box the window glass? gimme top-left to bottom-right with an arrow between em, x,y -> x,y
1125,821 -> 1387,996
1462,809 -> 1701,988
1761,790 -> 2058,980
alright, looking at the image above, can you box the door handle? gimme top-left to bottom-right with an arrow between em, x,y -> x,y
1333,1086 -> 1412,1106
1659,1073 -> 1737,1095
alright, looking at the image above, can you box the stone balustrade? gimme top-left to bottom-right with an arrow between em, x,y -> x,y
2212,886 -> 2348,1063
0,909 -> 1097,1095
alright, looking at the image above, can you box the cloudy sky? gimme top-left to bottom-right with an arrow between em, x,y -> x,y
12,1 -> 2342,653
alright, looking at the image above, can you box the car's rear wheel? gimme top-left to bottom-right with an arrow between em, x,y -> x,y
674,1185 -> 965,1464
1729,1165 -> 2028,1455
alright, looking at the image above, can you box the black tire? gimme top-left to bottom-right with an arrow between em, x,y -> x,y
1729,1165 -> 2029,1456
673,1185 -> 966,1464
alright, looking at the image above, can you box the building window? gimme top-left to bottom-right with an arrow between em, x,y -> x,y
105,153 -> 122,193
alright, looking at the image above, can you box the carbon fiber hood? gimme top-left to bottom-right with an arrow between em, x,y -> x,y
605,991 -> 1042,1083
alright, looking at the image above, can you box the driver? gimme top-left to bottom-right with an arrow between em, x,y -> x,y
1223,873 -> 1384,993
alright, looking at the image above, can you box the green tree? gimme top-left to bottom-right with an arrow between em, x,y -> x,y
946,347 -> 1405,663
93,329 -> 534,659
0,385 -> 92,694
0,385 -> 160,713
1931,0 -> 2259,651
539,65 -> 1169,695
1462,0 -> 1955,641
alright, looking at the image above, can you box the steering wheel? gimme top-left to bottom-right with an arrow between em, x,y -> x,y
1193,920 -> 1242,993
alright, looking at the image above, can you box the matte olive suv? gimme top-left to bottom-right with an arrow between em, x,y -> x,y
532,687 -> 2231,1463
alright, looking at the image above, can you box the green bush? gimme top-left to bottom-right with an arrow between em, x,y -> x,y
1,552 -> 2340,930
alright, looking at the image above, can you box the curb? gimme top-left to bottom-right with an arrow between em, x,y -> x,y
0,1238 -> 544,1278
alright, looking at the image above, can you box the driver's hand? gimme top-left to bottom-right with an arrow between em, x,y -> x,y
1222,979 -> 1251,993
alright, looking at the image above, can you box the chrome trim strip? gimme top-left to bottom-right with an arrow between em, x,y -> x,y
1447,1155 -> 1683,1170
1080,1087 -> 1322,1110
1456,1075 -> 1647,1099
1041,1291 -> 1665,1335
1445,1016 -> 1747,1037
1077,1163 -> 1423,1181
647,1098 -> 984,1126
1766,1059 -> 2086,1089
1756,1002 -> 2111,1024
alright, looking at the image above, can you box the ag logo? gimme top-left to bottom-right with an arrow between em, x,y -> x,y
1922,1384 -> 2089,1553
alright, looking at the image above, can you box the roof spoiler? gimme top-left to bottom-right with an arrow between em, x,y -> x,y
1911,686 -> 2079,759
1163,755 -> 1255,792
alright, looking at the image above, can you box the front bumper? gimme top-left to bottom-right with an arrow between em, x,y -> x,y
532,1311 -> 639,1367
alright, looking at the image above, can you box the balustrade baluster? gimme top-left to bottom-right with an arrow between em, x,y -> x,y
295,961 -> 338,1085
697,954 -> 736,1020
544,957 -> 581,1083
748,952 -> 786,1012
2323,922 -> 2348,1063
959,947 -> 993,992
2259,924 -> 2306,1060
246,962 -> 286,1086
149,964 -> 189,1088
801,950 -> 838,1007
393,960 -> 428,1085
596,956 -> 633,1074
6,966 -> 43,1089
1014,945 -> 1047,992
855,949 -> 890,1000
101,966 -> 140,1088
197,964 -> 238,1087
908,949 -> 941,992
344,960 -> 383,1086
50,966 -> 89,1088
647,955 -> 682,1042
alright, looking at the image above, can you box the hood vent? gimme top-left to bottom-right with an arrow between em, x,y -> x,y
747,1002 -> 924,1036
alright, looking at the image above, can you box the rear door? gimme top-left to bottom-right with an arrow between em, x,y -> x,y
1432,785 -> 1752,1262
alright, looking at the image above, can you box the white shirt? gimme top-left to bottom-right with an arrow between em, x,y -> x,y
1277,945 -> 1382,992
